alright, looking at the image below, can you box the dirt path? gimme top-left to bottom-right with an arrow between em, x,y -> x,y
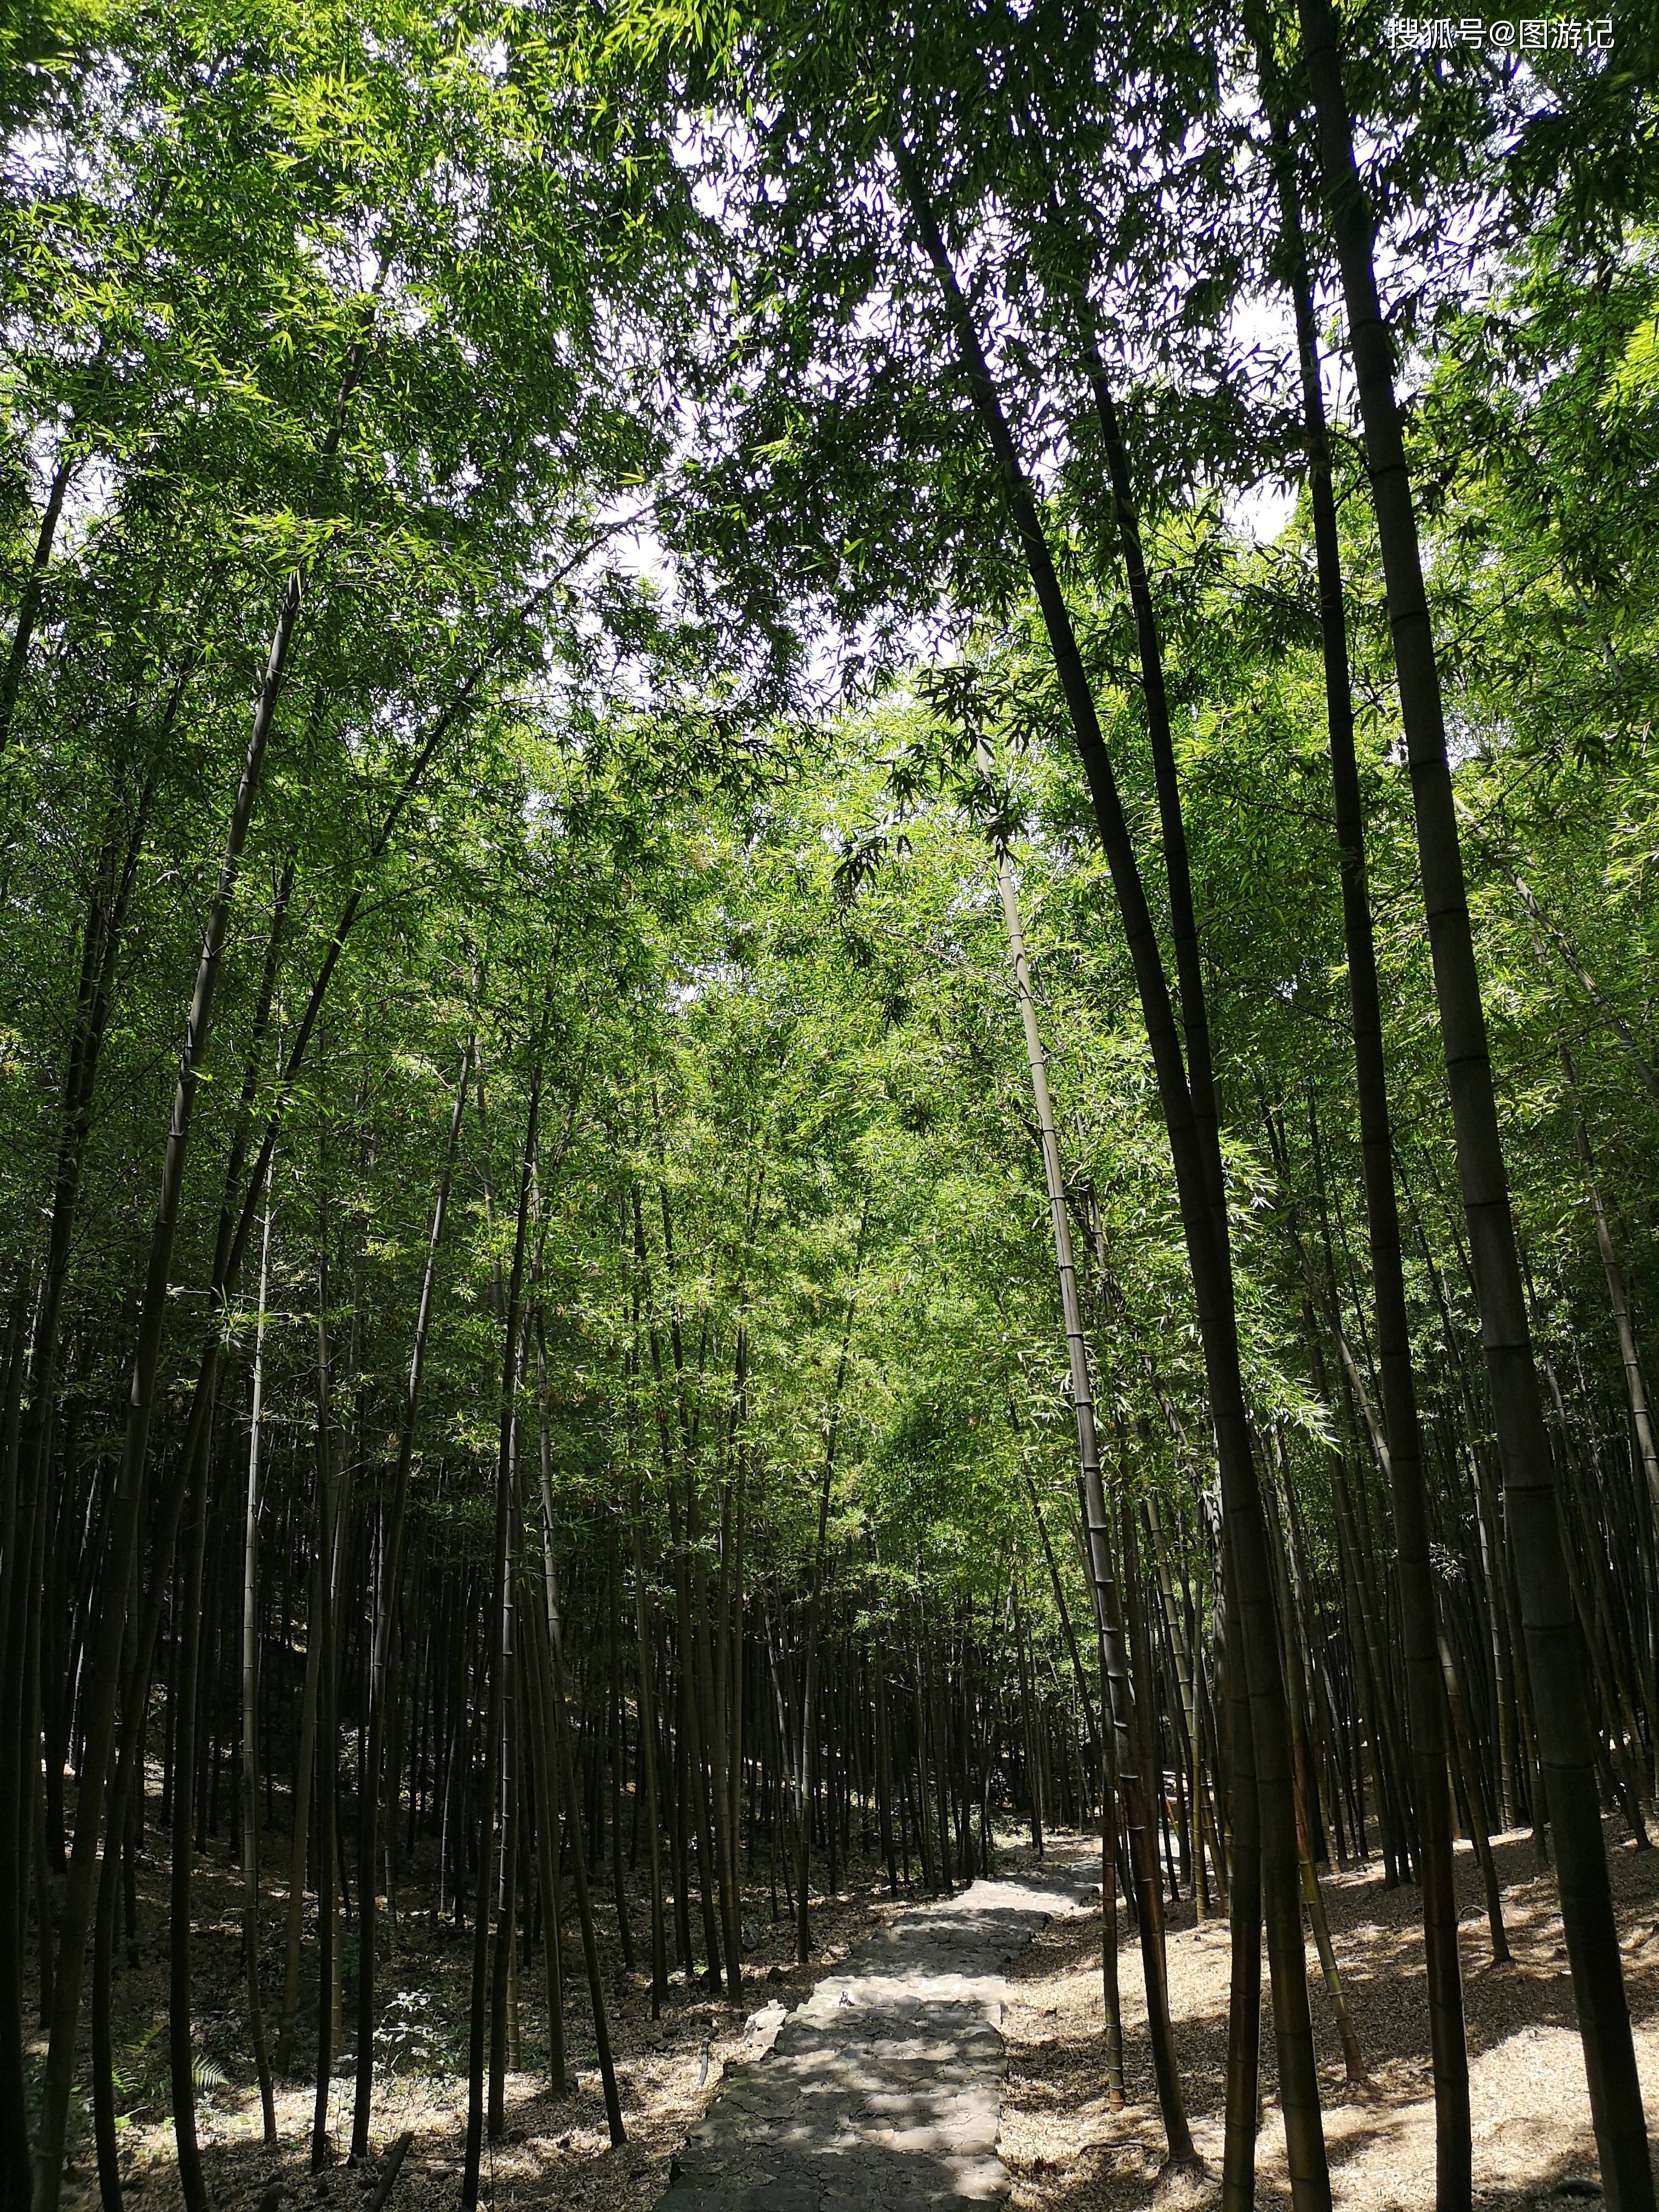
659,1858 -> 1090,2211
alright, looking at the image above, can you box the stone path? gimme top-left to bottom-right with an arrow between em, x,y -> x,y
659,1858 -> 1090,2212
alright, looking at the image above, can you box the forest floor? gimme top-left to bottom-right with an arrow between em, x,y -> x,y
38,1810 -> 1659,2212
1000,1815 -> 1659,2210
46,1806 -> 933,2212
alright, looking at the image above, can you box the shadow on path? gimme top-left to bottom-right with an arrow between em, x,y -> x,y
659,1862 -> 1090,2211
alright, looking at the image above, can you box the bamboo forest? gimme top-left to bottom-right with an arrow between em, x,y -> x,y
3,2 -> 1659,2210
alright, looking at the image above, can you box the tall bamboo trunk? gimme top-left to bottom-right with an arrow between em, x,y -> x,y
463,1045 -> 544,2209
1253,73 -> 1472,2181
1295,6 -> 1652,2198
243,1178 -> 278,2143
632,1186 -> 724,1987
488,1490 -> 522,2142
540,1551 -> 626,2145
1564,1052 -> 1659,1527
989,829 -> 1196,2167
521,1589 -> 568,2091
686,1470 -> 736,1993
351,1043 -> 470,2160
894,144 -> 1329,2207
794,1216 -> 865,1962
628,1491 -> 670,2013
605,1523 -> 638,1975
277,1539 -> 323,2074
1221,1551 -> 1264,2212
310,1223 -> 343,2173
533,1321 -> 625,2143
167,1418 -> 215,2212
